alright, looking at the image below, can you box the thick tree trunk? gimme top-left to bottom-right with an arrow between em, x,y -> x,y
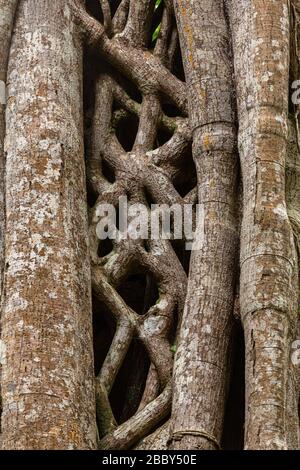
0,0 -> 18,428
0,0 -> 299,451
0,0 -> 18,298
170,0 -> 238,450
286,117 -> 300,449
229,0 -> 299,449
0,0 -> 97,449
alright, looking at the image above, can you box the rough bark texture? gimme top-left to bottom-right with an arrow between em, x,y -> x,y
286,117 -> 300,450
0,0 -> 18,427
0,0 -> 18,292
170,0 -> 238,450
229,0 -> 299,449
0,0 -> 299,451
287,4 -> 300,448
0,0 -> 97,449
77,0 -> 190,449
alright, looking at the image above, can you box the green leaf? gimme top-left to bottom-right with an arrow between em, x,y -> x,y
155,0 -> 163,10
170,344 -> 177,354
152,23 -> 161,43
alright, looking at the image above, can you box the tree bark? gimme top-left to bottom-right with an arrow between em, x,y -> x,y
170,0 -> 238,450
0,0 -> 299,451
0,0 -> 97,449
0,0 -> 18,273
229,0 -> 299,449
0,0 -> 18,429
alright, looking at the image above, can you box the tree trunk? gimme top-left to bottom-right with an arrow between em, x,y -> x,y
170,0 -> 238,450
0,0 -> 299,451
0,0 -> 97,449
0,0 -> 18,291
0,0 -> 18,430
229,0 -> 299,449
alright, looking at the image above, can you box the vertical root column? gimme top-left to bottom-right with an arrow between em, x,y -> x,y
1,0 -> 97,449
230,0 -> 299,449
240,127 -> 296,448
171,0 -> 238,449
244,310 -> 291,448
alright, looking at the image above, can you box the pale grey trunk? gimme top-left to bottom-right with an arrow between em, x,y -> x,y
286,118 -> 300,449
229,0 -> 299,449
0,0 -> 18,427
0,0 -> 18,291
0,0 -> 97,449
170,0 -> 238,450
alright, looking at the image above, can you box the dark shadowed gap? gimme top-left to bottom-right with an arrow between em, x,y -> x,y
142,239 -> 151,253
83,50 -> 98,208
110,340 -> 151,423
117,269 -> 159,315
172,145 -> 197,197
110,0 -> 123,16
144,186 -> 156,208
98,238 -> 114,258
150,0 -> 163,50
172,38 -> 185,82
102,158 -> 116,183
92,295 -> 117,376
221,323 -> 245,450
115,111 -> 139,152
86,177 -> 98,208
156,126 -> 174,147
87,0 -> 122,22
86,0 -> 102,21
168,303 -> 179,347
161,102 -> 182,118
114,74 -> 143,105
171,240 -> 191,275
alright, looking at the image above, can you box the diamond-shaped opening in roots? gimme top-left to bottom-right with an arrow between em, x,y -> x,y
161,101 -> 184,119
172,144 -> 197,197
221,323 -> 245,450
171,239 -> 191,275
102,158 -> 116,184
97,238 -> 114,258
115,110 -> 140,152
171,38 -> 185,83
87,0 -> 122,22
109,339 -> 151,423
86,0 -> 102,21
117,265 -> 159,315
150,0 -> 163,49
92,294 -> 117,376
155,126 -> 174,148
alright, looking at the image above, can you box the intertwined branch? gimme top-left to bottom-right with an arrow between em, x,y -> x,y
73,0 -> 195,449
